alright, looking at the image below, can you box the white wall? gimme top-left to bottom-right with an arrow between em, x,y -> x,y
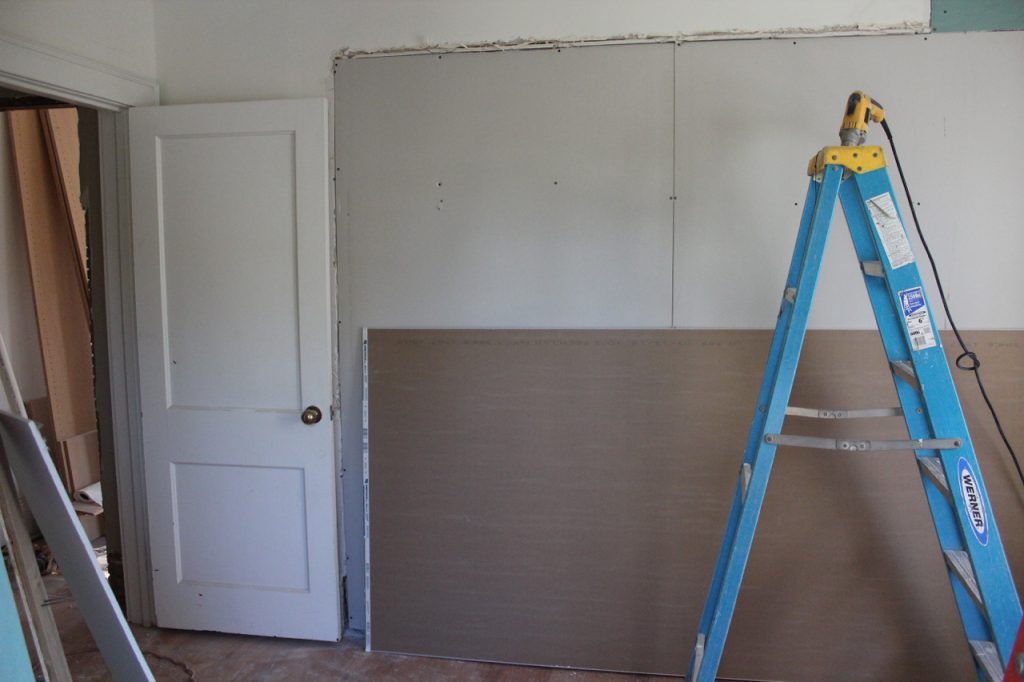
0,112 -> 47,403
153,0 -> 929,104
0,0 -> 157,81
0,0 -> 158,407
672,32 -> 1024,330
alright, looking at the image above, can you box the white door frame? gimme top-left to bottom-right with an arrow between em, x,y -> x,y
1,31 -> 348,633
0,30 -> 160,625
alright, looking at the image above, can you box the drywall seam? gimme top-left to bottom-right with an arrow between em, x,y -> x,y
335,22 -> 928,59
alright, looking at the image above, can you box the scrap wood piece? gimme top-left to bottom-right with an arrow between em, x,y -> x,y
7,111 -> 97,442
63,429 -> 100,496
0,411 -> 153,682
39,109 -> 89,303
23,398 -> 71,492
23,403 -> 101,497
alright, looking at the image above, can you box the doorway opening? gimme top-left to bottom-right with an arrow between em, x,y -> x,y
1,84 -> 126,669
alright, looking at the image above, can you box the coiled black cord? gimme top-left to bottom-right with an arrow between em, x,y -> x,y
881,118 -> 1024,491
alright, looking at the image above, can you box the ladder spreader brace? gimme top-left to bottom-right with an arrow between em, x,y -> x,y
686,92 -> 1022,682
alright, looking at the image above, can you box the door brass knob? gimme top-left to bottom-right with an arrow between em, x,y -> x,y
301,405 -> 322,425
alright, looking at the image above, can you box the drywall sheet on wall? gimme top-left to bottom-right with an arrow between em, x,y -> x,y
336,43 -> 674,630
336,45 -> 674,329
338,30 -> 1024,632
366,329 -> 1023,679
673,31 -> 1024,329
932,0 -> 1024,31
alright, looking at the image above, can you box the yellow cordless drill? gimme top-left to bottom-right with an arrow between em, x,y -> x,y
839,90 -> 886,146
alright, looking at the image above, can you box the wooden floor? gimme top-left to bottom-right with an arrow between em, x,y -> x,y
39,575 -> 662,681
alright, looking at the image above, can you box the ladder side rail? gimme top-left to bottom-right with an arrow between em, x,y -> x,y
740,178 -> 825,466
688,177 -> 822,669
689,166 -> 845,682
838,176 -> 994,667
848,169 -> 1022,662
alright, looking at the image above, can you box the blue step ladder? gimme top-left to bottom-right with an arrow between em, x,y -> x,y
686,96 -> 1022,682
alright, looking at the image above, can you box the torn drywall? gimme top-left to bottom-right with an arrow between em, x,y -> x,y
335,21 -> 928,59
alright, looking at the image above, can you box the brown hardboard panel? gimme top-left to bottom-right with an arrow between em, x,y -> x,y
40,108 -> 89,300
76,510 -> 105,542
65,429 -> 101,493
23,398 -> 100,496
367,329 -> 1024,680
24,395 -> 71,490
7,111 -> 96,441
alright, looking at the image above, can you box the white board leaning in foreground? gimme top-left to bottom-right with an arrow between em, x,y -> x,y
0,411 -> 153,681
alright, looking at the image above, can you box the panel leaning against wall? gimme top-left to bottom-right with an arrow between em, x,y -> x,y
365,329 -> 1023,679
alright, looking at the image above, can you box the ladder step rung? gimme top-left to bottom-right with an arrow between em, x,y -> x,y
691,633 -> 706,680
968,640 -> 1002,682
765,434 -> 961,452
944,550 -> 985,612
917,456 -> 952,502
786,406 -> 903,419
861,260 -> 886,278
890,360 -> 919,390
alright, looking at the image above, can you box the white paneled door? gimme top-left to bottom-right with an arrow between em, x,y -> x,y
129,99 -> 340,640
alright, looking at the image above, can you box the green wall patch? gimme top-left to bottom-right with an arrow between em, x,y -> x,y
933,0 -> 1024,32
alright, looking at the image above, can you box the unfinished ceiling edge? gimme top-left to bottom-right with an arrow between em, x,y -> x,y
334,21 -> 929,60
0,30 -> 158,110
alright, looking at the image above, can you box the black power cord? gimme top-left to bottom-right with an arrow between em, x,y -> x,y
880,118 -> 1024,491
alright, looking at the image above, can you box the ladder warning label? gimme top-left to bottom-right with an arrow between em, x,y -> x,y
898,286 -> 937,351
958,458 -> 989,546
866,192 -> 914,269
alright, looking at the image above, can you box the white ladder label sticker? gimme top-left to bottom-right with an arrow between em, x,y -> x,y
898,287 -> 937,351
958,458 -> 989,546
866,192 -> 914,269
